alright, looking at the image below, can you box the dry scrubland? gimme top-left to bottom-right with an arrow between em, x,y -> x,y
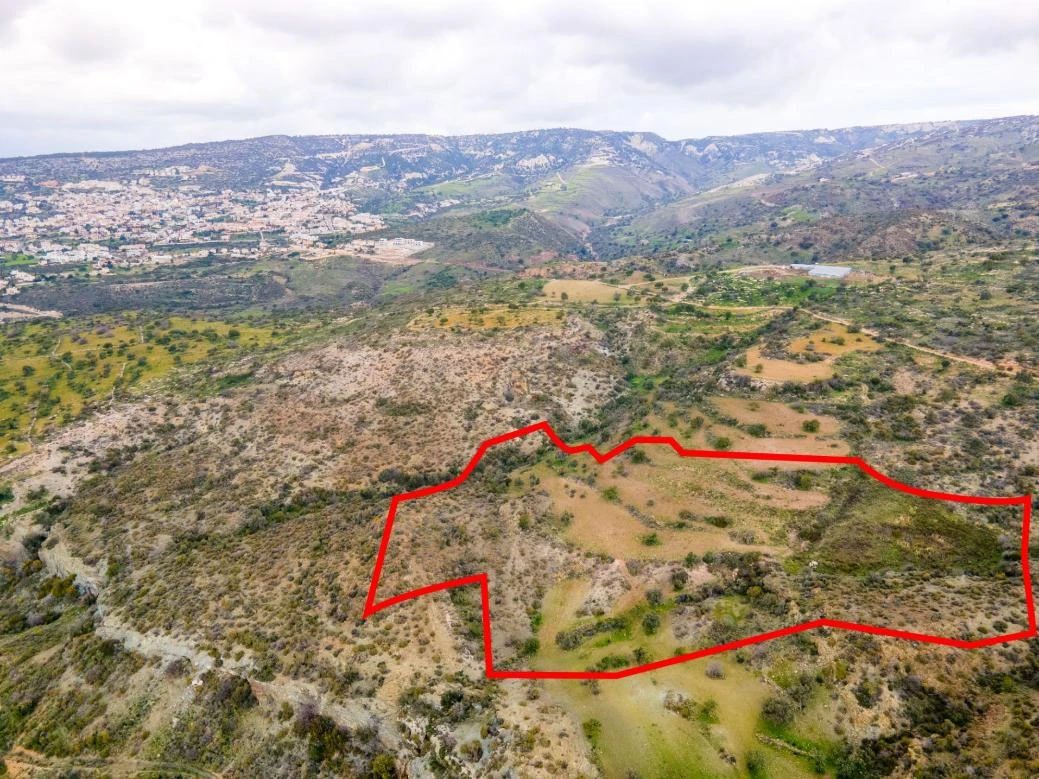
380,422 -> 1025,680
2,311 -> 624,777
2,248 -> 1039,778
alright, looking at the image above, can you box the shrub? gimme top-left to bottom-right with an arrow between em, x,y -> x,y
746,749 -> 766,778
369,753 -> 398,778
854,679 -> 882,708
296,711 -> 350,767
556,617 -> 628,650
698,698 -> 719,724
439,689 -> 464,709
761,695 -> 794,728
519,638 -> 540,657
582,718 -> 602,744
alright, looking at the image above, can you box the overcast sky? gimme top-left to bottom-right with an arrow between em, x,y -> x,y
2,0 -> 1037,156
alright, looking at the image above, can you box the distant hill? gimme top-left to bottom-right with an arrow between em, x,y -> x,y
0,123 -> 952,188
2,115 -> 1035,262
615,115 -> 1039,262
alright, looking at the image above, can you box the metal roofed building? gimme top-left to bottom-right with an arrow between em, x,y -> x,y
791,263 -> 852,279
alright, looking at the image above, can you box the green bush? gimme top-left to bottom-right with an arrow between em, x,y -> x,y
519,638 -> 540,657
761,695 -> 794,728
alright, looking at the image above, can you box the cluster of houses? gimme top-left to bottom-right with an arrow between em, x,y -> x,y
0,269 -> 37,295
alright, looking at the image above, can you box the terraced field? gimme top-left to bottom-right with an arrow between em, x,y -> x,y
409,305 -> 564,330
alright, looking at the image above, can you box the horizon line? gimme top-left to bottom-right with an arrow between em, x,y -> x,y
3,111 -> 1036,163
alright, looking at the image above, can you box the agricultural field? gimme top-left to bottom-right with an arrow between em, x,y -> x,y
542,279 -> 635,304
541,273 -> 698,305
0,314 -> 280,456
694,273 -> 843,308
626,274 -> 694,295
656,304 -> 780,337
735,318 -> 885,383
0,252 -> 38,269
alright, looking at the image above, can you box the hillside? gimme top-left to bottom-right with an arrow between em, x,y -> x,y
1,116 -> 1039,778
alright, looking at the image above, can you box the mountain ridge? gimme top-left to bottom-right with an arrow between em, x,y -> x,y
5,114 -> 1035,164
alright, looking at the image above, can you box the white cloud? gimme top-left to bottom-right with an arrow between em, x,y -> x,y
0,0 -> 1036,155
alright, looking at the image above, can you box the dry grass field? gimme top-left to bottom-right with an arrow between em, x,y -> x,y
734,321 -> 884,383
788,322 -> 885,357
542,279 -> 634,304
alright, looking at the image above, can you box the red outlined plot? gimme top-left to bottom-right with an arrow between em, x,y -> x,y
362,421 -> 1036,680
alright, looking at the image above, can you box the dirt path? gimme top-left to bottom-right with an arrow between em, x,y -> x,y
109,361 -> 128,405
723,264 -> 794,275
805,310 -> 1017,372
0,303 -> 62,322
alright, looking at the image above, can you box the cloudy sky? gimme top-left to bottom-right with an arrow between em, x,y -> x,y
2,0 -> 1037,156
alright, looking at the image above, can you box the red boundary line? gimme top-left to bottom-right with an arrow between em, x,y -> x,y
362,420 -> 1036,680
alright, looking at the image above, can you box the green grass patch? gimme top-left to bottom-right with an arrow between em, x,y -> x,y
807,480 -> 1003,576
